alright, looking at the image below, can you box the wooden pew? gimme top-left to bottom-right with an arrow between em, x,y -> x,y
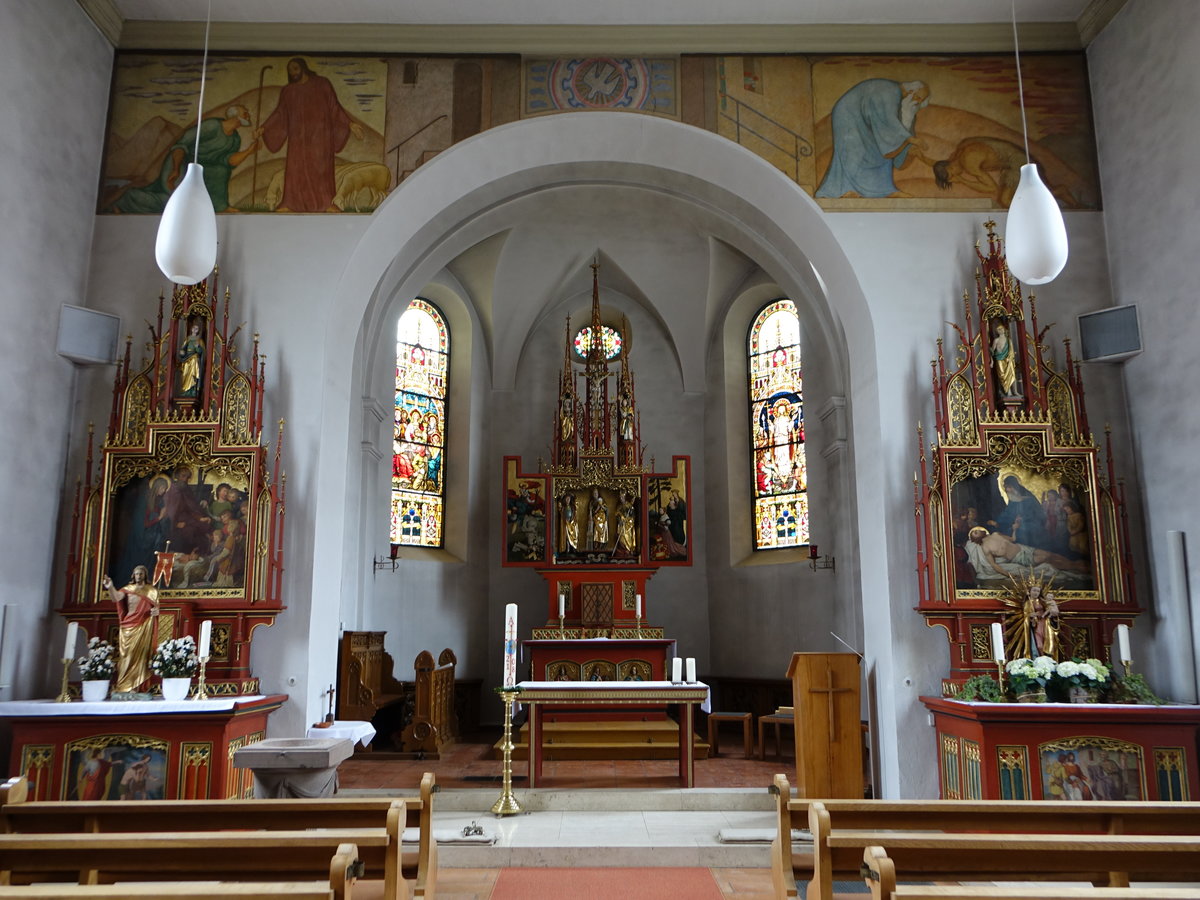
862,867 -> 1200,900
0,836 -> 367,896
858,841 -> 1200,900
0,886 -> 350,900
1,772 -> 437,900
337,631 -> 408,742
400,649 -> 458,757
770,774 -> 1200,900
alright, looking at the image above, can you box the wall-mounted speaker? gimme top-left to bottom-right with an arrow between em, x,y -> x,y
1078,304 -> 1142,363
57,304 -> 120,366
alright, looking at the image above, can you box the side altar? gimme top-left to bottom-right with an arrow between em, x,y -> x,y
2,271 -> 288,798
499,264 -> 695,757
915,225 -> 1198,800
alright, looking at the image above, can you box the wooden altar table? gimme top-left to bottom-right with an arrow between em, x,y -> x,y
0,694 -> 287,801
515,680 -> 709,787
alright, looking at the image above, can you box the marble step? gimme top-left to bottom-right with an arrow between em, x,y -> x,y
342,786 -> 773,812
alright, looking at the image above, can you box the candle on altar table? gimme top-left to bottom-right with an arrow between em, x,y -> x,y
558,594 -> 564,619
503,603 -> 518,688
685,657 -> 696,683
990,622 -> 1005,664
671,658 -> 682,683
63,621 -> 79,660
1116,624 -> 1131,663
199,620 -> 212,659
636,593 -> 642,618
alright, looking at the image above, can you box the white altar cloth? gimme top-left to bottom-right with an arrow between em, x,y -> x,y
0,696 -> 269,717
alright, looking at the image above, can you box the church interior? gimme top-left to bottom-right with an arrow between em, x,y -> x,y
2,0 -> 1199,895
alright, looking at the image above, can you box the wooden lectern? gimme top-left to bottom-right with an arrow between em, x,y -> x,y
786,652 -> 862,797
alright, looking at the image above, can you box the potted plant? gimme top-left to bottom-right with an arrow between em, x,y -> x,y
955,674 -> 1004,703
1005,656 -> 1055,702
77,637 -> 115,702
1106,672 -> 1167,705
150,635 -> 198,701
1052,658 -> 1110,703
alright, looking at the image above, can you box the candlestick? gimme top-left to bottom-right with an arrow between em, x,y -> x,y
990,622 -> 1005,664
1116,624 -> 1131,668
685,657 -> 696,683
503,603 -> 518,689
194,654 -> 211,700
671,658 -> 682,683
491,690 -> 523,815
56,657 -> 73,703
198,620 -> 212,659
635,614 -> 643,638
63,621 -> 79,661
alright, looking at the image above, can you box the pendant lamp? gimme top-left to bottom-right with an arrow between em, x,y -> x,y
155,0 -> 217,285
1003,0 -> 1068,285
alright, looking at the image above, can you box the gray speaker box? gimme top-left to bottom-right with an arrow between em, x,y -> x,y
1078,304 -> 1141,363
57,304 -> 121,366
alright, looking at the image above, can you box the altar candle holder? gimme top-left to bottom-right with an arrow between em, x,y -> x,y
558,614 -> 565,633
491,690 -> 523,816
194,656 -> 211,700
55,657 -> 72,703
635,614 -> 643,638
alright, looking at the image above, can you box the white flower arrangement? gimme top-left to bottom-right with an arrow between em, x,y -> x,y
1054,657 -> 1110,689
78,637 -> 115,680
150,635 -> 198,678
1005,655 -> 1056,694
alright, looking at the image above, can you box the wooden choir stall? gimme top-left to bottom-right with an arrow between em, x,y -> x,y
1,273 -> 289,799
914,224 -> 1200,801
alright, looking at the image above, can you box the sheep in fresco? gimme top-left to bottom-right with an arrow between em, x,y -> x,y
264,162 -> 392,212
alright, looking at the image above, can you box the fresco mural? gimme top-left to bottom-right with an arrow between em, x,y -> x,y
101,50 -> 1097,213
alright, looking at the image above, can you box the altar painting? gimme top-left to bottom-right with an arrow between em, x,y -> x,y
951,466 -> 1095,593
107,466 -> 252,594
646,458 -> 691,564
504,462 -> 548,564
64,737 -> 169,801
1038,739 -> 1144,802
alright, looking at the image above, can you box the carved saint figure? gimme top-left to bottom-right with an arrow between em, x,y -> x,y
615,490 -> 638,556
559,491 -> 580,553
102,565 -> 159,693
177,322 -> 205,398
587,487 -> 610,550
991,323 -> 1019,398
1024,582 -> 1061,659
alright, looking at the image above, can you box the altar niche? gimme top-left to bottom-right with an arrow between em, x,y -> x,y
59,272 -> 286,696
915,222 -> 1138,692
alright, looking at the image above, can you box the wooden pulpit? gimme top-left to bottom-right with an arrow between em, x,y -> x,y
786,652 -> 862,797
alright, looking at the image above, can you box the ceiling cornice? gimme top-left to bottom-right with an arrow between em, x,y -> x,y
75,0 -> 123,45
112,21 -> 1085,55
1076,0 -> 1128,45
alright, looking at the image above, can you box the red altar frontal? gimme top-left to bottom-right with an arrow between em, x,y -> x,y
524,638 -> 675,720
1,695 -> 287,801
923,696 -> 1200,802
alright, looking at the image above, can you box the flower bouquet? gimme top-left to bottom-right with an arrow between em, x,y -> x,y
150,635 -> 199,679
77,637 -> 115,681
1005,655 -> 1055,701
1052,658 -> 1110,702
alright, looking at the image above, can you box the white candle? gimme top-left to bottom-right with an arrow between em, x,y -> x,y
990,622 -> 1005,663
199,620 -> 212,659
671,658 -> 682,683
558,594 -> 565,619
63,622 -> 79,660
1116,623 -> 1131,664
685,657 -> 697,683
503,603 -> 518,688
636,593 -> 642,618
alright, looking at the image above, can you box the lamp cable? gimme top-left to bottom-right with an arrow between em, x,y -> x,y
193,0 -> 212,163
1011,0 -> 1031,164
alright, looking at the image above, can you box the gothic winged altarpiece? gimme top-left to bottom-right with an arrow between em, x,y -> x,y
502,263 -> 691,685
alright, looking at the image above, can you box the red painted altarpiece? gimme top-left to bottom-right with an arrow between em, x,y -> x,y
3,271 -> 287,799
915,223 -> 1199,800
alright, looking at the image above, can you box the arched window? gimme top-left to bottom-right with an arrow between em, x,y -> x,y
392,299 -> 448,548
748,299 -> 808,550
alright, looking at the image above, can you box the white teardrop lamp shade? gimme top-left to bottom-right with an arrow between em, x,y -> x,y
155,163 -> 217,285
1004,163 -> 1068,285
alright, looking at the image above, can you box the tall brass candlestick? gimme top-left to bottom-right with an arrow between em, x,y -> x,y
491,689 -> 523,816
55,658 -> 72,703
194,655 -> 211,700
558,614 -> 564,633
636,615 -> 643,638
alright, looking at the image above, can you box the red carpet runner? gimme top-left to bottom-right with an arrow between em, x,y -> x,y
490,866 -> 724,899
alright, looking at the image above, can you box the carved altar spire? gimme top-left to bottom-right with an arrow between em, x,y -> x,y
583,259 -> 610,454
553,315 -> 578,469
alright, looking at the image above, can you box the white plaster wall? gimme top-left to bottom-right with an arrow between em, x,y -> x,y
1088,0 -> 1200,702
0,1 -> 111,700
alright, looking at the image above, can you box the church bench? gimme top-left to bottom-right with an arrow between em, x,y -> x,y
399,649 -> 458,757
337,631 -> 409,747
0,886 -> 347,900
0,772 -> 437,899
769,774 -> 1200,900
866,880 -> 1200,900
856,838 -> 1200,900
0,834 -> 379,896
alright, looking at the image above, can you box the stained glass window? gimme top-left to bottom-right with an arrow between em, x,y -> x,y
392,298 -> 448,548
573,324 -> 623,360
748,299 -> 808,550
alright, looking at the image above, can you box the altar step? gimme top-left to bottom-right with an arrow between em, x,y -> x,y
493,721 -> 710,761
